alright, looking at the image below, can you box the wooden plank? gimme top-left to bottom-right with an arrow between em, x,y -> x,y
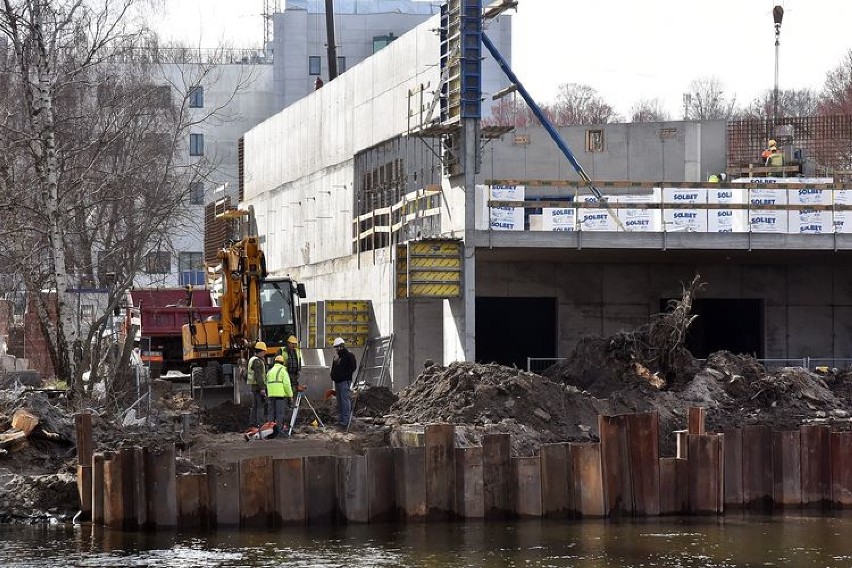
305,455 -> 337,525
366,447 -> 396,522
91,452 -> 105,525
659,458 -> 688,515
483,433 -> 514,519
773,431 -> 801,509
688,434 -> 723,515
12,409 -> 38,436
722,428 -> 743,509
146,444 -> 177,528
454,446 -> 484,519
337,456 -> 368,523
599,415 -> 632,517
240,456 -> 273,527
273,458 -> 306,525
570,442 -> 605,517
395,447 -> 427,521
688,407 -> 706,435
207,462 -> 240,527
628,413 -> 660,516
540,443 -> 573,518
830,432 -> 852,508
74,413 -> 93,466
742,425 -> 773,510
424,424 -> 455,520
514,456 -> 542,518
800,425 -> 831,509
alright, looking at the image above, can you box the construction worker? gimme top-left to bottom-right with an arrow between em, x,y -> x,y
266,355 -> 293,430
246,341 -> 268,429
765,141 -> 784,174
761,139 -> 776,162
282,335 -> 303,400
330,337 -> 357,427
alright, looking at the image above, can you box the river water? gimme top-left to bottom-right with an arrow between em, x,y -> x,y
1,514 -> 851,567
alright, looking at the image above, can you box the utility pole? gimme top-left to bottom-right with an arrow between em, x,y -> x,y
773,4 -> 784,131
325,0 -> 338,81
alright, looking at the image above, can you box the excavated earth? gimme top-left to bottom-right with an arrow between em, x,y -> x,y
3,343 -> 852,522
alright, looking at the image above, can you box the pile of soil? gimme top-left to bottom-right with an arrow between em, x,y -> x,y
354,385 -> 397,418
201,401 -> 248,434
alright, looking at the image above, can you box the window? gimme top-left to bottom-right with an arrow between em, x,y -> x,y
189,181 -> 204,205
179,252 -> 204,286
585,129 -> 604,152
145,251 -> 171,274
189,86 -> 204,108
337,56 -> 346,73
372,33 -> 396,54
308,56 -> 321,75
189,133 -> 204,156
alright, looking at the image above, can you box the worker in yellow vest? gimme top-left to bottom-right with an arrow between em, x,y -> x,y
266,355 -> 293,429
281,335 -> 303,399
765,142 -> 784,175
246,341 -> 268,429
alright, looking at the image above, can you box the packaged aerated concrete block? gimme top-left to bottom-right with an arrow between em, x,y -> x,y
662,187 -> 708,232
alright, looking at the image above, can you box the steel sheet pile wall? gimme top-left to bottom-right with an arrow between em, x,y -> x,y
79,413 -> 852,531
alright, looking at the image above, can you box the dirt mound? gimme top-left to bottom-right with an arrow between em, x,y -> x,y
391,362 -> 602,446
201,401 -> 248,434
354,385 -> 397,418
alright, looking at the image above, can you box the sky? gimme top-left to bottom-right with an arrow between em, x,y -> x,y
152,0 -> 852,119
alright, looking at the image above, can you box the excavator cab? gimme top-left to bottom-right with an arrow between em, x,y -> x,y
258,277 -> 304,350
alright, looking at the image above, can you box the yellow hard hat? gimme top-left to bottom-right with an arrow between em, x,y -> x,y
287,335 -> 298,344
274,355 -> 285,364
254,341 -> 267,351
768,139 -> 777,148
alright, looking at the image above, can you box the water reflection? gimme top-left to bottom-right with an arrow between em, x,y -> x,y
1,514 -> 851,567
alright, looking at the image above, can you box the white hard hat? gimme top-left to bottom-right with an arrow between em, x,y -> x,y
332,337 -> 345,347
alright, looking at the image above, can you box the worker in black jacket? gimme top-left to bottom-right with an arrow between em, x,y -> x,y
330,337 -> 357,427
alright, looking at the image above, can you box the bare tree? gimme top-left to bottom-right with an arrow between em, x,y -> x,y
0,1 -> 251,400
739,88 -> 819,119
549,83 -> 621,126
629,97 -> 670,123
819,50 -> 852,115
482,96 -> 541,127
684,76 -> 738,120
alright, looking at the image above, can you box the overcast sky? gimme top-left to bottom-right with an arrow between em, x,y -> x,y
153,0 -> 852,119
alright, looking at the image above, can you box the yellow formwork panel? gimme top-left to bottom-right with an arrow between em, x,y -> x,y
303,300 -> 372,347
398,239 -> 463,298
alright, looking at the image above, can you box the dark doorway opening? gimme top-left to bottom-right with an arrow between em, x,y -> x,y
476,297 -> 557,369
661,298 -> 764,358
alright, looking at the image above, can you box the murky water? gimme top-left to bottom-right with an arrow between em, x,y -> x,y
2,515 -> 851,567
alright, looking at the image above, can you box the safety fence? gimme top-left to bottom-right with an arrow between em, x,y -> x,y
481,181 -> 852,235
73,409 -> 852,530
527,357 -> 852,374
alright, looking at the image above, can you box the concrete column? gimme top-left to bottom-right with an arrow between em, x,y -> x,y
483,433 -> 513,519
800,424 -> 831,509
742,425 -> 773,510
91,452 -> 105,526
425,424 -> 455,520
305,455 -> 338,525
683,122 -> 702,182
366,447 -> 396,522
394,447 -> 427,521
337,456 -> 368,523
830,432 -> 852,508
540,443 -> 573,518
773,430 -> 802,508
207,462 -> 240,527
723,428 -> 743,509
240,456 -> 273,527
454,446 -> 484,519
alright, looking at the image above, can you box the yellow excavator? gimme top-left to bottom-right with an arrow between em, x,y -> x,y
182,208 -> 305,390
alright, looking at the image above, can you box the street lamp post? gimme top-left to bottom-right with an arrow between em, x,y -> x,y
773,5 -> 784,130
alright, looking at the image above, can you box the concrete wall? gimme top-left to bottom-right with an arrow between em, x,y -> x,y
476,259 -> 852,360
479,121 -> 728,185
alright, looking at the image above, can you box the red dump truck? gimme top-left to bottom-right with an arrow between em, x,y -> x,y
126,288 -> 220,378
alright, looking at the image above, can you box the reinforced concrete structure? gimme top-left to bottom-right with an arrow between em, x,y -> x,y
242,10 -> 852,390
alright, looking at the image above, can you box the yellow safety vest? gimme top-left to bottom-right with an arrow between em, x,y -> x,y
767,153 -> 784,167
247,355 -> 264,385
265,363 -> 292,398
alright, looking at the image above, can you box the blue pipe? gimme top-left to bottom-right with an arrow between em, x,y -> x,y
481,32 -> 603,200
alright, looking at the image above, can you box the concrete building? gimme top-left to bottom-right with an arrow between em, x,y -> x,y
243,9 -> 852,391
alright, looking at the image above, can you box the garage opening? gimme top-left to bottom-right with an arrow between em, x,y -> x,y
661,298 -> 764,359
476,297 -> 557,369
